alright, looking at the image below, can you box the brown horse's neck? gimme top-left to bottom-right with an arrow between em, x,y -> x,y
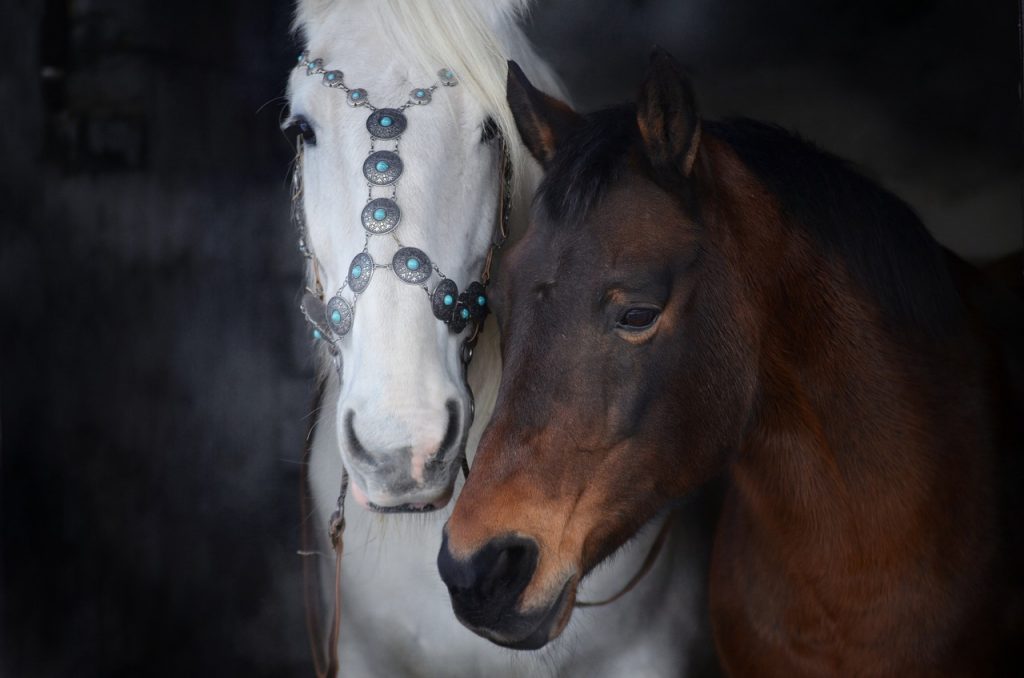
699,135 -> 991,540
702,135 -> 1000,672
736,304 -> 992,552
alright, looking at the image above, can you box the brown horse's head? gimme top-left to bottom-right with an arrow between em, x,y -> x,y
437,50 -> 763,648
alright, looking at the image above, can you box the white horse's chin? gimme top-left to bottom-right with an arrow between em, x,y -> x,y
349,476 -> 455,513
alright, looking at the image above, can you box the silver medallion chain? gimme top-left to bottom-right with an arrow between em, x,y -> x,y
292,52 -> 495,361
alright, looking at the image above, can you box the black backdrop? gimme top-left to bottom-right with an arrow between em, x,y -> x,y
1,1 -> 1019,676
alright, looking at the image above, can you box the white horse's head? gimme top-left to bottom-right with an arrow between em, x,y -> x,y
286,0 -> 556,512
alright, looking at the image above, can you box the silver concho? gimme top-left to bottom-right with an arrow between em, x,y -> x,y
392,247 -> 432,285
362,151 -> 403,185
462,281 -> 488,321
348,252 -> 373,294
326,295 -> 354,336
306,58 -> 325,75
346,88 -> 368,107
321,70 -> 344,88
449,300 -> 469,334
431,279 -> 459,321
438,68 -> 458,87
409,87 -> 432,105
366,108 -> 407,139
361,198 -> 400,234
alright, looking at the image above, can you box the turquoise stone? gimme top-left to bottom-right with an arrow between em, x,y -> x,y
326,72 -> 336,81
351,265 -> 362,278
350,91 -> 361,99
373,208 -> 386,220
416,89 -> 425,97
406,258 -> 420,270
312,329 -> 322,340
331,310 -> 342,323
444,70 -> 453,78
380,116 -> 393,127
375,160 -> 389,172
297,53 -> 305,63
443,294 -> 454,306
460,308 -> 470,320
477,295 -> 486,306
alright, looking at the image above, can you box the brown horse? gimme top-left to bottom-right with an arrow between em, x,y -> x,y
437,49 -> 1024,675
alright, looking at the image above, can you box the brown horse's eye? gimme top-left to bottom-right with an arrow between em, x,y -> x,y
618,307 -> 660,330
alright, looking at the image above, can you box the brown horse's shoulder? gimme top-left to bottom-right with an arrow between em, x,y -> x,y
710,481 -> 1006,676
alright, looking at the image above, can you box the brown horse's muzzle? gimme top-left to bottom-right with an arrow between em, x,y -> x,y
438,422 -> 594,648
437,530 -> 575,649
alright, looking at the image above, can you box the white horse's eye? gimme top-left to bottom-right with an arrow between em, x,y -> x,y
283,116 -> 317,147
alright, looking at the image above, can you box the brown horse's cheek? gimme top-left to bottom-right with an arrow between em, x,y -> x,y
564,446 -> 671,573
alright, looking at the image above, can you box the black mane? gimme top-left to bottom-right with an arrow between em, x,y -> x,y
538,110 -> 963,336
706,118 -> 963,335
538,105 -> 638,230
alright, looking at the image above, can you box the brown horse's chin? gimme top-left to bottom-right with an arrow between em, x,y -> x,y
467,576 -> 578,650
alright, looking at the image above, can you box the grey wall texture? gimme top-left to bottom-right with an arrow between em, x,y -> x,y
0,1 -> 1020,676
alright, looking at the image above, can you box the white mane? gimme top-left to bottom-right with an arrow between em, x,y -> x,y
293,0 -> 564,196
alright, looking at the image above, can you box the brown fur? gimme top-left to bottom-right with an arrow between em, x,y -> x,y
443,51 -> 1023,674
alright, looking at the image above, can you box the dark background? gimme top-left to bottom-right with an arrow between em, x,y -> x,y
1,1 -> 1020,675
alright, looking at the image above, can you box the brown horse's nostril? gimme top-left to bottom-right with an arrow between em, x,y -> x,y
437,532 -> 538,630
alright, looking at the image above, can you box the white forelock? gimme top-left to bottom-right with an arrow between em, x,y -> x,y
292,0 -> 566,196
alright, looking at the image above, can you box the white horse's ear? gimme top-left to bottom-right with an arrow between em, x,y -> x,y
506,60 -> 582,167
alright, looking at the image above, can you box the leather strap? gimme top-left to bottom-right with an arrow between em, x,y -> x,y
574,513 -> 674,608
300,382 -> 343,678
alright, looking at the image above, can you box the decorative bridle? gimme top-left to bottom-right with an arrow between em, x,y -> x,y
291,52 -> 667,678
292,51 -> 510,373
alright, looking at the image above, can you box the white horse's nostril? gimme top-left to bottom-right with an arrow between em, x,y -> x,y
436,399 -> 462,460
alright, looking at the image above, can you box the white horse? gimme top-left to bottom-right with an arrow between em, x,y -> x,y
287,1 -> 715,675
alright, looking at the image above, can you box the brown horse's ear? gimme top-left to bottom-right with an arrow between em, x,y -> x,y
506,60 -> 582,167
636,47 -> 701,177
